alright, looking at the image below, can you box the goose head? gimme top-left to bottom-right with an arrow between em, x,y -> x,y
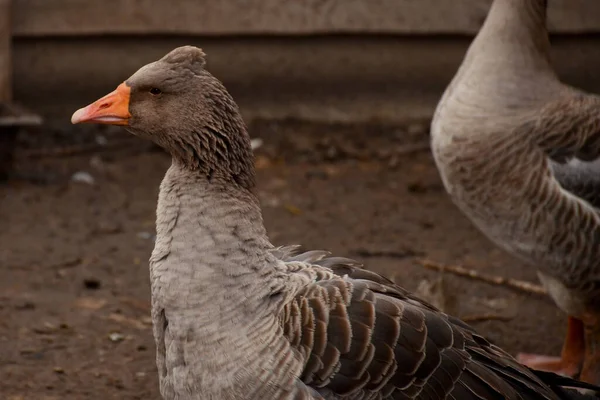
71,46 -> 255,188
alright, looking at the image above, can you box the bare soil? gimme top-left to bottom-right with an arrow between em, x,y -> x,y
0,119 -> 564,399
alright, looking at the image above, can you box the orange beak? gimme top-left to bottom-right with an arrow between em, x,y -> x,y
71,83 -> 131,125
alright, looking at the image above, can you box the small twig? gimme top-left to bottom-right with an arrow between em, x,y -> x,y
118,296 -> 151,313
416,258 -> 547,296
104,313 -> 149,330
11,256 -> 82,271
461,313 -> 514,323
395,141 -> 430,156
353,248 -> 423,259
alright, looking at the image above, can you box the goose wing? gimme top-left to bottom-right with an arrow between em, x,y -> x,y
529,92 -> 600,209
275,246 -> 599,400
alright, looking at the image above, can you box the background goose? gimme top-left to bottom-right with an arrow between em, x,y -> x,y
71,46 -> 599,399
431,0 -> 600,385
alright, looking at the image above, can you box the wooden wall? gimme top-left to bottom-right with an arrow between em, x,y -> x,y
12,0 -> 600,36
8,0 -> 600,123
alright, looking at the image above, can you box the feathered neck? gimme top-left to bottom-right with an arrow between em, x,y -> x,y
151,164 -> 293,398
467,0 -> 552,71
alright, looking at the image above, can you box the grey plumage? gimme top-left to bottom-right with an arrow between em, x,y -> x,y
72,45 -> 600,399
430,0 -> 600,384
432,0 -> 600,319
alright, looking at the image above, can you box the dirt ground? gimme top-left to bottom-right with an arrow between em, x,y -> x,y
0,119 -> 564,399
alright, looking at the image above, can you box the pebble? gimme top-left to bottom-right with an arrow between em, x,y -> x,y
250,138 -> 263,150
71,171 -> 95,185
108,332 -> 125,342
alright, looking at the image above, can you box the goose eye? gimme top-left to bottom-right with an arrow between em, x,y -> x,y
149,88 -> 162,95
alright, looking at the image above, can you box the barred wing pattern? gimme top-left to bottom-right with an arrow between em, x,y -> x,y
273,246 -> 595,400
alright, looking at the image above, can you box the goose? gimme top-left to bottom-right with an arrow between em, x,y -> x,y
71,46 -> 600,399
431,0 -> 600,385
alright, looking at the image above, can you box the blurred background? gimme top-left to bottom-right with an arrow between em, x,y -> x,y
2,0 -> 600,399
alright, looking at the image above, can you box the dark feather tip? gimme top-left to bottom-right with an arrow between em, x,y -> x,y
531,369 -> 600,397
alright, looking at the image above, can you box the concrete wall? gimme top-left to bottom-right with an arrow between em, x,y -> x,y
10,0 -> 600,124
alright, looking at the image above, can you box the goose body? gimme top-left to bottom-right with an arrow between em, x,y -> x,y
431,0 -> 600,384
71,46 -> 600,399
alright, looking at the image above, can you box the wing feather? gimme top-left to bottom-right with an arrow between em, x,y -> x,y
276,247 -> 599,399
